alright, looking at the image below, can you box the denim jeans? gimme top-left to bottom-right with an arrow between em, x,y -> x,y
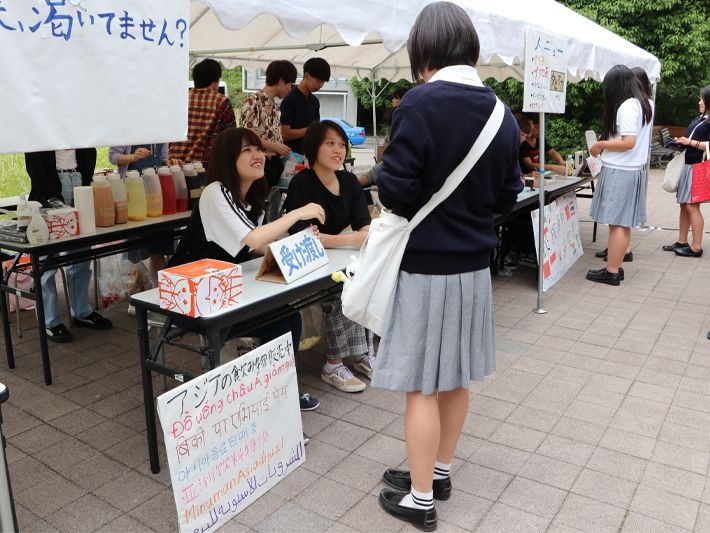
41,261 -> 93,328
57,171 -> 82,207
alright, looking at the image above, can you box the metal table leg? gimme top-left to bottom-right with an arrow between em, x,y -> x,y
31,254 -> 52,385
138,306 -> 161,474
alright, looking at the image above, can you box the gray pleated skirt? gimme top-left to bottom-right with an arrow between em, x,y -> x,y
676,164 -> 696,204
371,268 -> 495,396
589,166 -> 646,227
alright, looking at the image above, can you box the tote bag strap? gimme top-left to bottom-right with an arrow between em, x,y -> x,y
409,98 -> 505,229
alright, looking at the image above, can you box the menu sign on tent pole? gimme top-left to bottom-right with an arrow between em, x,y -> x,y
523,30 -> 569,114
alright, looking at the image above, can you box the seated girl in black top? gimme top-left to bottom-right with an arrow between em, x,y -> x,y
171,127 -> 325,412
284,120 -> 374,393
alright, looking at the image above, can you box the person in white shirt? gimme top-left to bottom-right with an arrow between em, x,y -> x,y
587,65 -> 654,286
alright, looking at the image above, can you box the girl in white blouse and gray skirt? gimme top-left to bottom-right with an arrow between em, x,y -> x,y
587,65 -> 654,286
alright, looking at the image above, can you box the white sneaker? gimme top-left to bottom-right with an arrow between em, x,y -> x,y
321,364 -> 366,393
353,355 -> 376,380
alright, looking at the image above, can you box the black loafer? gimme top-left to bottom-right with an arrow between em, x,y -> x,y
586,268 -> 620,286
383,469 -> 452,501
378,489 -> 437,532
674,245 -> 703,257
595,248 -> 608,258
597,250 -> 633,262
662,242 -> 687,252
619,268 -> 624,281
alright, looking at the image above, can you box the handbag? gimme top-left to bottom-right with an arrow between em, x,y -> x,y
661,150 -> 685,193
340,98 -> 505,335
690,143 -> 710,204
665,120 -> 704,193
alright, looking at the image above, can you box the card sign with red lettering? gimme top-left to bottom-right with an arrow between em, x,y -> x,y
156,332 -> 305,533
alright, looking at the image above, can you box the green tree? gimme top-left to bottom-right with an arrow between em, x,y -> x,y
349,78 -> 412,111
560,0 -> 710,125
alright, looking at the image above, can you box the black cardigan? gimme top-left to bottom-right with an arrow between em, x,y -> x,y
24,148 -> 97,206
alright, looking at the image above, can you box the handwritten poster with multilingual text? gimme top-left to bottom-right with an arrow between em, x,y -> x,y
531,192 -> 583,291
523,30 -> 569,114
0,0 -> 188,153
157,333 -> 305,533
257,227 -> 329,284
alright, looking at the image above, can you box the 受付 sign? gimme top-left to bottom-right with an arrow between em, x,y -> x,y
256,227 -> 330,284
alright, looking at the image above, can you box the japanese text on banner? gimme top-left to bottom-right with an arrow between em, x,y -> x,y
0,0 -> 188,153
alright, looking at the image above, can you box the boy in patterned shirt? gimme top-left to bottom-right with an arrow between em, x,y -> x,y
240,60 -> 298,186
170,59 -> 236,166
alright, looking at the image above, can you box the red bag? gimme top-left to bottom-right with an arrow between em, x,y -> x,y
690,145 -> 710,204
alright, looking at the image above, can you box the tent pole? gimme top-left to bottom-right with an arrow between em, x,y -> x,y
535,112 -> 547,314
371,77 -> 378,161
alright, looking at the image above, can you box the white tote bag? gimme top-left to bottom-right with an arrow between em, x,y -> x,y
662,150 -> 686,193
340,99 -> 505,335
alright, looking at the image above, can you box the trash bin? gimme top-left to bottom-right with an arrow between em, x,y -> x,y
0,383 -> 18,532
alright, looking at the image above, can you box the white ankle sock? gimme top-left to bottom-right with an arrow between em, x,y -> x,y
399,487 -> 434,510
434,461 -> 451,480
324,362 -> 342,374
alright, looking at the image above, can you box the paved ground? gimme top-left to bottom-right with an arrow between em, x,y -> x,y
2,168 -> 710,532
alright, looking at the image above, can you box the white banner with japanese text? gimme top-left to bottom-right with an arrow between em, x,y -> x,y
157,332 -> 305,533
0,0 -> 188,153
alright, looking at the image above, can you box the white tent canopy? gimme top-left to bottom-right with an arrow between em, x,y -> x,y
189,0 -> 661,83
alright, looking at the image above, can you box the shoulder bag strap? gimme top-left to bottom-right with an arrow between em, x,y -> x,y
409,98 -> 505,229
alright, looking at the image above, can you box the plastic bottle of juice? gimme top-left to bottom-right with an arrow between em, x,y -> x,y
107,171 -> 128,224
170,165 -> 189,212
91,175 -> 115,227
183,163 -> 201,211
157,166 -> 176,215
142,168 -> 163,217
125,170 -> 147,221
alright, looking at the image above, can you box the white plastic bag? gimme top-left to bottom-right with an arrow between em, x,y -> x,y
662,150 -> 686,193
98,255 -> 151,309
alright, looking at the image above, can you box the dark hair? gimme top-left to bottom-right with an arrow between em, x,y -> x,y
206,128 -> 267,223
303,120 -> 348,167
600,65 -> 653,140
631,67 -> 653,99
193,59 -> 222,89
392,88 -> 408,100
303,57 -> 331,82
265,60 -> 297,86
408,1 -> 480,82
515,113 -> 532,135
700,85 -> 710,123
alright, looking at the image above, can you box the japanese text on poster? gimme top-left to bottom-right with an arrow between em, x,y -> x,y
157,333 -> 305,533
531,192 -> 583,291
0,0 -> 188,153
523,30 -> 569,114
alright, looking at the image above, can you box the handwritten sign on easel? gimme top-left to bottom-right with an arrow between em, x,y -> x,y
523,30 -> 569,114
257,227 -> 329,284
157,332 -> 305,533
